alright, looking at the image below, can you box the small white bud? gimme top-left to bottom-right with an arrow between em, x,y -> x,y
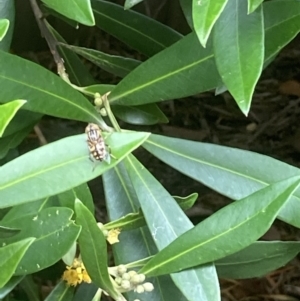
131,274 -> 141,285
115,277 -> 122,285
100,108 -> 107,116
121,273 -> 130,280
135,285 -> 145,294
117,264 -> 127,275
121,279 -> 131,290
143,282 -> 154,292
128,270 -> 137,278
138,274 -> 146,283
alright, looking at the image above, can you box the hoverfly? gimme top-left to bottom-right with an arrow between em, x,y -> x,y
85,123 -> 111,163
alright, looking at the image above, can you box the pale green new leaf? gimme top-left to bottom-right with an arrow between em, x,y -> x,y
141,176 -> 300,276
0,0 -> 14,52
126,155 -> 220,301
109,33 -> 220,106
44,281 -> 74,301
213,0 -> 264,115
0,131 -> 149,208
216,241 -> 300,279
124,0 -> 144,9
0,100 -> 26,137
0,207 -> 80,274
75,200 -> 121,300
193,0 -> 228,47
143,134 -> 300,228
0,51 -> 104,125
248,0 -> 264,13
41,0 -> 95,26
92,0 -> 182,57
0,238 -> 35,287
0,19 -> 9,41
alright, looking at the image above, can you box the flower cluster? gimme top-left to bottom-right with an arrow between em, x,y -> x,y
62,258 -> 91,286
114,265 -> 154,295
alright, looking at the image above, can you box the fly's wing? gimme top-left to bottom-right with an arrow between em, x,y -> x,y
103,145 -> 111,164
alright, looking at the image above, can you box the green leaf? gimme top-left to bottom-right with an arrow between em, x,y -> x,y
216,241 -> 300,279
58,183 -> 95,215
75,200 -> 121,299
19,276 -> 39,301
248,0 -> 264,13
264,1 -> 300,64
0,131 -> 149,208
193,0 -> 228,47
81,84 -> 114,97
0,19 -> 9,41
109,33 -> 220,106
141,176 -> 300,276
104,192 -> 198,231
213,0 -> 264,115
41,0 -> 95,26
0,238 -> 35,287
103,163 -> 189,301
61,44 -> 141,78
0,207 -> 80,275
112,104 -> 168,125
126,156 -> 220,301
0,226 -> 20,239
0,0 -> 14,52
0,100 -> 26,137
143,134 -> 300,228
44,281 -> 74,301
92,0 -> 182,57
179,0 -> 193,28
0,51 -> 104,125
0,276 -> 23,298
73,283 -> 98,301
46,22 -> 95,86
124,0 -> 144,9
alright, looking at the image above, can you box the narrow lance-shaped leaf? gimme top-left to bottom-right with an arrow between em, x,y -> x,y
0,238 -> 35,287
103,162 -> 188,301
0,51 -> 104,125
140,176 -> 300,276
109,33 -> 220,106
213,0 -> 264,115
0,276 -> 24,299
0,131 -> 149,208
92,0 -> 182,57
60,44 -> 141,78
126,155 -> 220,301
0,100 -> 26,137
193,0 -> 228,47
41,0 -> 95,26
0,0 -> 14,52
143,134 -> 300,228
216,241 -> 300,279
124,0 -> 144,10
75,199 -> 122,300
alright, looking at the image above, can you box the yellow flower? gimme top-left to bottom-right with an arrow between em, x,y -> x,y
107,228 -> 121,245
62,258 -> 91,286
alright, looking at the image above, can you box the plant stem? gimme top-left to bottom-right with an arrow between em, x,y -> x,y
102,93 -> 121,132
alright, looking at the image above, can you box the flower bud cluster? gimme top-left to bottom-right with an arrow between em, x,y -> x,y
114,265 -> 154,296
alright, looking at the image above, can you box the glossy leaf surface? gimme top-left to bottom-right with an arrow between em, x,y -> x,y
179,0 -> 193,28
0,238 -> 34,287
75,200 -> 121,299
0,276 -> 23,298
141,176 -> 300,276
216,241 -> 300,279
124,0 -> 143,9
0,226 -> 20,239
0,100 -> 26,137
109,33 -> 220,105
92,0 -> 182,57
0,51 -> 102,124
213,0 -> 264,115
0,207 -> 80,274
41,0 -> 95,26
0,131 -> 149,208
143,134 -> 300,228
126,156 -> 220,301
193,0 -> 228,47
